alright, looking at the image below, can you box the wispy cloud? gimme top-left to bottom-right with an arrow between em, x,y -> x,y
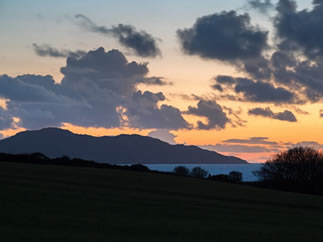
33,43 -> 85,58
74,14 -> 161,58
248,107 -> 297,122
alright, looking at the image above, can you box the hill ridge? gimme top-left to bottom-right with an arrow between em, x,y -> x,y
0,127 -> 247,164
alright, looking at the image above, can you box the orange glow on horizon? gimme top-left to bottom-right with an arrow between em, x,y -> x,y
60,123 -> 152,137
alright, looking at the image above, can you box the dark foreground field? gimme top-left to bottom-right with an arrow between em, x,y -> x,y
1,162 -> 323,242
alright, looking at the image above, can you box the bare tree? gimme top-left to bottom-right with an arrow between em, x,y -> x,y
190,167 -> 208,178
173,166 -> 190,176
254,147 -> 323,193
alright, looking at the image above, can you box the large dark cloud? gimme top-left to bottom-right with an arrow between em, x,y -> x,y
235,79 -> 294,103
0,47 -> 188,130
75,14 -> 161,58
33,43 -> 86,58
177,11 -> 268,62
269,46 -> 323,103
248,107 -> 297,122
266,0 -> 323,102
213,75 -> 297,103
178,1 -> 323,104
275,0 -> 323,58
185,100 -> 230,130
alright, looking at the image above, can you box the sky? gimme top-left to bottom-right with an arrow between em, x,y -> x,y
1,0 -> 323,162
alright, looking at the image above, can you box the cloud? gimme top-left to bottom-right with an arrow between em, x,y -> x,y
290,106 -> 309,115
201,144 -> 276,153
126,91 -> 189,130
140,76 -> 170,86
248,107 -> 297,122
185,99 -> 230,130
179,1 -> 323,104
261,0 -> 323,102
32,43 -> 86,58
177,11 -> 268,62
75,14 -> 161,58
223,137 -> 278,145
148,129 -> 177,144
0,47 -> 188,130
247,0 -> 274,14
293,141 -> 323,150
275,0 -> 323,58
213,75 -> 297,103
234,79 -> 295,103
0,109 -> 13,130
168,93 -> 201,101
271,50 -> 323,102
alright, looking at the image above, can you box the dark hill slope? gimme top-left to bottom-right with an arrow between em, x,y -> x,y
0,128 -> 246,164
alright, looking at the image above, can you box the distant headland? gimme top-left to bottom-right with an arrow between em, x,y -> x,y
0,128 -> 247,165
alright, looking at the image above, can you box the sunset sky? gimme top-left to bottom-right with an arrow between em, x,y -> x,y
1,0 -> 323,162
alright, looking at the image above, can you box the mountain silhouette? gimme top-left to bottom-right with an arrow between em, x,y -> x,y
0,128 -> 247,164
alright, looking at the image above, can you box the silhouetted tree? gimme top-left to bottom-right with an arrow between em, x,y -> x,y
190,167 -> 208,178
229,171 -> 242,183
173,166 -> 190,176
129,164 -> 150,172
254,147 -> 323,194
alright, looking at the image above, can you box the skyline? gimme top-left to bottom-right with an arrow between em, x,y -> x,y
1,0 -> 323,162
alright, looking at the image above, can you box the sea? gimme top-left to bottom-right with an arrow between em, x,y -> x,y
144,163 -> 263,182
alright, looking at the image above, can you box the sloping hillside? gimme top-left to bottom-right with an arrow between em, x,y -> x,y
0,128 -> 246,164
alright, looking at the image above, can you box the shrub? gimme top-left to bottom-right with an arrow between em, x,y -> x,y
129,164 -> 150,172
254,146 -> 323,193
173,166 -> 190,176
190,167 -> 208,178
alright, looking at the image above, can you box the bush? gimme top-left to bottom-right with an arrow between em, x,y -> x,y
229,171 -> 242,183
254,146 -> 323,193
129,164 -> 150,172
190,167 -> 208,178
173,166 -> 190,176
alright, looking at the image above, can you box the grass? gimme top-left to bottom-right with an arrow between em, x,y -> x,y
0,162 -> 323,242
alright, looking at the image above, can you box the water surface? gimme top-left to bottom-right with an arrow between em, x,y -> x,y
145,164 -> 262,182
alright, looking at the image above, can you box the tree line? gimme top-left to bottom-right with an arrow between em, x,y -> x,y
173,166 -> 243,183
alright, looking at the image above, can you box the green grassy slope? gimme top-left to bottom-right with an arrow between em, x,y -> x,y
0,162 -> 323,242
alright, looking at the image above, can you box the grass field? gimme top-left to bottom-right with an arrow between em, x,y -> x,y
0,162 -> 323,242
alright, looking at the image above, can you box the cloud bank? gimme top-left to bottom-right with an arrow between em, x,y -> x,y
177,10 -> 268,62
178,0 -> 323,105
248,107 -> 297,122
186,99 -> 230,130
0,47 -> 187,130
